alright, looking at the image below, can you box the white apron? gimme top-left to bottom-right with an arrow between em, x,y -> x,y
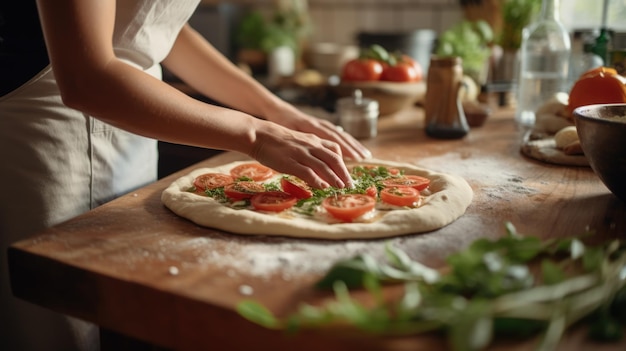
0,1 -> 200,350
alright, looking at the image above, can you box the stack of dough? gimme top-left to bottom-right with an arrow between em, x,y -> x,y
532,92 -> 583,155
554,126 -> 583,155
534,92 -> 573,134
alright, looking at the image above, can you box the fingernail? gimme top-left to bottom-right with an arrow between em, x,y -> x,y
363,149 -> 372,159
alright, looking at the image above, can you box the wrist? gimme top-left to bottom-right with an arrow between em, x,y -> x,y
258,95 -> 292,122
244,118 -> 271,160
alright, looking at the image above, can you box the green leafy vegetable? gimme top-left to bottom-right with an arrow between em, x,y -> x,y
236,300 -> 280,329
236,223 -> 626,350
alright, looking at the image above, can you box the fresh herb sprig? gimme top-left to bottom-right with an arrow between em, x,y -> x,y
237,223 -> 626,350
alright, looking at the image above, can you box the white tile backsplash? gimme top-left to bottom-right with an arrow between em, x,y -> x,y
239,0 -> 463,46
309,0 -> 462,44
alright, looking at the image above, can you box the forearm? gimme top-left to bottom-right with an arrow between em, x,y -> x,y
161,25 -> 370,162
162,24 -> 286,119
64,58 -> 264,156
37,1 -> 266,156
36,0 -> 357,189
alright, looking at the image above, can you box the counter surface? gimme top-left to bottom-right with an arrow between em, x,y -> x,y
8,107 -> 626,350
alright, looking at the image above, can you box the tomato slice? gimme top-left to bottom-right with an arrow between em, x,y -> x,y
230,163 -> 274,181
280,176 -> 313,199
380,186 -> 420,207
322,194 -> 376,222
382,175 -> 430,191
250,191 -> 297,212
224,181 -> 266,201
193,173 -> 234,193
364,184 -> 378,197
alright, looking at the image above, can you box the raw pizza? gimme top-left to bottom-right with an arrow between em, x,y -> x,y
161,159 -> 473,240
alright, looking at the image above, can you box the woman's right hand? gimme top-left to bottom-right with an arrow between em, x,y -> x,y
249,121 -> 353,190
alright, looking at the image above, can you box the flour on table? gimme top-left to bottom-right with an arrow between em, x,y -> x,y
418,153 -> 538,200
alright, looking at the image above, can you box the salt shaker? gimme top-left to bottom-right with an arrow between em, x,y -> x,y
337,89 -> 379,139
424,56 -> 469,139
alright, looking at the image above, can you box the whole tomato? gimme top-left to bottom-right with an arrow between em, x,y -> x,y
341,58 -> 384,82
399,55 -> 423,82
381,62 -> 420,82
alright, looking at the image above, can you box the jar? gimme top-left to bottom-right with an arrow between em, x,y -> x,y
424,56 -> 469,139
337,89 -> 379,139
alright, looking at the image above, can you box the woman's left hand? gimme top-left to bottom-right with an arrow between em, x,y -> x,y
266,104 -> 372,161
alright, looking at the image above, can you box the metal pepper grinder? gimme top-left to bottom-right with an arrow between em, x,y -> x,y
337,89 -> 379,139
424,56 -> 469,139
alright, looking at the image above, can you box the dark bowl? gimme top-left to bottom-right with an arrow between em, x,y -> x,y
574,104 -> 626,203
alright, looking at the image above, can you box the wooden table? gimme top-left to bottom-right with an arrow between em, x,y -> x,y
8,106 -> 626,351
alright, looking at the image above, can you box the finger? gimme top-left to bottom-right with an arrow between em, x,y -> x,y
311,141 -> 353,188
288,155 -> 337,190
285,141 -> 350,189
317,120 -> 372,160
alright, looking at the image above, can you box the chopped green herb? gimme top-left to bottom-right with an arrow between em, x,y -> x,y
204,187 -> 226,201
236,176 -> 254,182
263,181 -> 281,192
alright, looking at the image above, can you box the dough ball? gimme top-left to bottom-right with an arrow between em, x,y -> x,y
534,92 -> 572,133
554,126 -> 579,149
535,113 -> 574,134
535,92 -> 569,116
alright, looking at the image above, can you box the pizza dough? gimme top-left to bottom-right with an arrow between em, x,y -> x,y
534,92 -> 572,134
521,138 -> 588,167
161,159 -> 474,240
521,93 -> 587,166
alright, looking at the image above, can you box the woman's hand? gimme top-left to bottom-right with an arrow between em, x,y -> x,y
249,120 -> 354,190
264,102 -> 372,161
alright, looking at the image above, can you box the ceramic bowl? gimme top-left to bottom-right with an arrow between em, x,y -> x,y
332,80 -> 426,116
574,104 -> 626,203
306,43 -> 359,77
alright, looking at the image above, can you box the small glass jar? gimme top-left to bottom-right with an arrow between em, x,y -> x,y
337,89 -> 379,139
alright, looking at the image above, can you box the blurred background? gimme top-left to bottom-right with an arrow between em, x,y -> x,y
160,0 -> 626,177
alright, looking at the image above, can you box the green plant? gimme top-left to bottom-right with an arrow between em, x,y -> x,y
436,20 -> 493,84
235,7 -> 312,54
499,0 -> 541,50
235,11 -> 268,51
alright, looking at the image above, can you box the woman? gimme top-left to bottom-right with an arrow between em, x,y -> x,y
0,1 -> 370,350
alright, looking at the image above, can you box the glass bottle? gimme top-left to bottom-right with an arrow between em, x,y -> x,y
515,0 -> 570,129
591,0 -> 612,65
591,27 -> 612,65
424,56 -> 469,139
567,31 -> 603,91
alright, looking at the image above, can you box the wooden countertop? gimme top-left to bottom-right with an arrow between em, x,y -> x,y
8,106 -> 626,351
